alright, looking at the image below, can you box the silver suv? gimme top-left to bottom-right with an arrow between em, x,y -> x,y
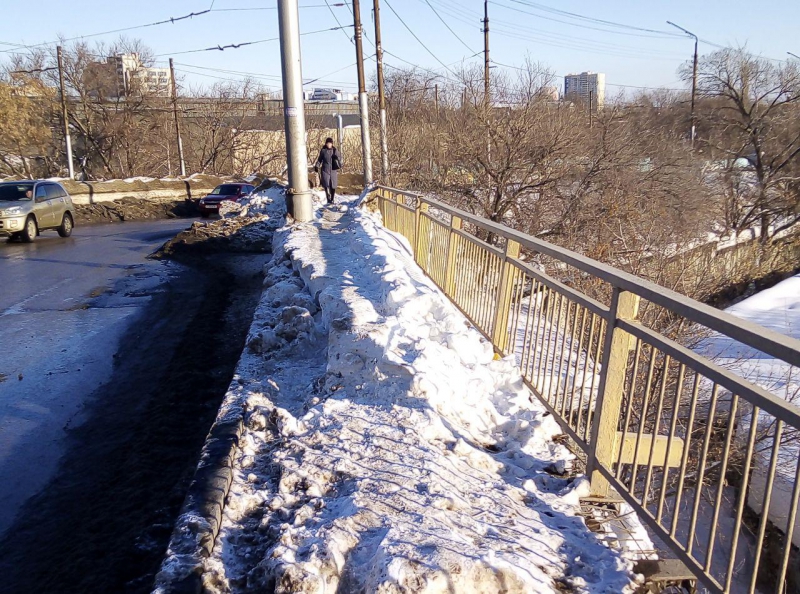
0,180 -> 75,242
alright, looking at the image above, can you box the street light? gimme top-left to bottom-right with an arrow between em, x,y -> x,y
789,52 -> 800,60
668,21 -> 699,149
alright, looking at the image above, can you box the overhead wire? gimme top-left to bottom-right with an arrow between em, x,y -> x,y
156,26 -> 348,57
0,9 -> 213,54
422,0 -> 476,53
382,0 -> 458,76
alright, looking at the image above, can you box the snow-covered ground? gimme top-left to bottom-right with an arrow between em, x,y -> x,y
698,274 -> 800,554
701,275 -> 800,402
160,188 -> 642,593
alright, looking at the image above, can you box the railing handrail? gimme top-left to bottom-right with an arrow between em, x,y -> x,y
372,184 -> 800,593
374,184 -> 800,370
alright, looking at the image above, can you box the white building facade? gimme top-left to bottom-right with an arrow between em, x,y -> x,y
564,71 -> 605,110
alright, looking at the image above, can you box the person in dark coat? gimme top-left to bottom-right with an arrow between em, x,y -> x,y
314,137 -> 341,204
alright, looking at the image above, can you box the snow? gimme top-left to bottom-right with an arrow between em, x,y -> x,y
697,275 -> 800,551
179,188 -> 639,593
701,275 -> 800,401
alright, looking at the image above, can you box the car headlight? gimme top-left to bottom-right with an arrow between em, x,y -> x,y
198,199 -> 205,205
1,206 -> 23,216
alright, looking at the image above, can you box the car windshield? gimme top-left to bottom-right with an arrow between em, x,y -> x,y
210,184 -> 241,196
0,183 -> 34,201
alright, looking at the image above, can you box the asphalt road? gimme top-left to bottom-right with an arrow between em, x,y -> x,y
0,219 -> 191,536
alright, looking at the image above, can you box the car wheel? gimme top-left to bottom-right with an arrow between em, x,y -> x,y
20,216 -> 37,243
57,213 -> 74,237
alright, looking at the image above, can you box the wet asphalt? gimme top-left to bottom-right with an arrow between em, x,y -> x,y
0,219 -> 191,536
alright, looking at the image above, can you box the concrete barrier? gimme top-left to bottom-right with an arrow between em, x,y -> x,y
60,175 -> 225,205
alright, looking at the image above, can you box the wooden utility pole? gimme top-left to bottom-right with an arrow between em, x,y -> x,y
690,36 -> 698,148
373,0 -> 389,180
667,21 -> 699,148
353,0 -> 373,184
56,46 -> 75,180
483,0 -> 490,107
169,59 -> 187,177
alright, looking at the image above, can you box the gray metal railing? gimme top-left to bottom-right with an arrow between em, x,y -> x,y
367,185 -> 800,594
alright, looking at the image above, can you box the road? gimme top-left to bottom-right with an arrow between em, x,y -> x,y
0,219 -> 191,536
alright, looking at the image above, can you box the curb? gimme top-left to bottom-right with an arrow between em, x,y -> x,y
151,212 -> 282,593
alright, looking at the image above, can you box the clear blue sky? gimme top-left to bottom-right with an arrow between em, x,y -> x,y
1,0 -> 797,96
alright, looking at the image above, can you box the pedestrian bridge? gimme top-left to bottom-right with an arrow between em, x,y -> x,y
365,185 -> 800,594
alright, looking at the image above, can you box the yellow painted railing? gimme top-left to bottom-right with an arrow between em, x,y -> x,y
367,185 -> 800,594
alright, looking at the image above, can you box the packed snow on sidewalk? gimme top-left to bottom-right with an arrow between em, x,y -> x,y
192,188 -> 638,592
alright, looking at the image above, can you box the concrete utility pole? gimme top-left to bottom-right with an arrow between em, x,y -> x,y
373,0 -> 389,180
589,90 -> 594,128
169,59 -> 187,177
278,0 -> 313,221
668,21 -> 699,149
434,83 -> 439,117
353,0 -> 373,185
483,0 -> 490,107
56,46 -> 75,180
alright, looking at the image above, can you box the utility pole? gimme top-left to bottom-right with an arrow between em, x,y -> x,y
434,83 -> 439,118
278,0 -> 313,221
483,0 -> 490,108
169,59 -> 186,177
589,90 -> 594,128
373,0 -> 389,180
56,46 -> 74,180
353,0 -> 373,185
668,21 -> 698,149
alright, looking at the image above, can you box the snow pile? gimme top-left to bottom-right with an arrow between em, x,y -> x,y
701,274 -> 800,401
194,190 -> 636,593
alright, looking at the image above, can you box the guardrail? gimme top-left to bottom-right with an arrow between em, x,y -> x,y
367,185 -> 800,594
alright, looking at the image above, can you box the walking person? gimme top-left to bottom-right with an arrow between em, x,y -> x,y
314,137 -> 341,205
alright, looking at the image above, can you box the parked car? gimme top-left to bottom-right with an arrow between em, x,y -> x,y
0,180 -> 75,243
197,183 -> 255,218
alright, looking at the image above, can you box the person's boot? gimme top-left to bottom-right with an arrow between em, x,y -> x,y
330,188 -> 336,204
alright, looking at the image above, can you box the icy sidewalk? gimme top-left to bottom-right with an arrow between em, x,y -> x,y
194,192 -> 637,593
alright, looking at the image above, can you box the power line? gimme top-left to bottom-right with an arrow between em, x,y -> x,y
156,26 -> 348,57
383,0 -> 459,76
503,0 -> 681,36
211,3 -> 345,11
0,9 -> 212,54
423,0 -> 476,53
427,0 -> 686,60
490,0 -> 680,39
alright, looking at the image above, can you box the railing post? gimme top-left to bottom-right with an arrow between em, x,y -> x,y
491,239 -> 521,354
444,215 -> 462,296
588,287 -> 640,498
415,198 -> 430,269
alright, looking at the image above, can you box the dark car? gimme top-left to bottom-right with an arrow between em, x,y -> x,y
197,183 -> 255,218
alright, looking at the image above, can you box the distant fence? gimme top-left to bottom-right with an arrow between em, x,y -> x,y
367,185 -> 800,594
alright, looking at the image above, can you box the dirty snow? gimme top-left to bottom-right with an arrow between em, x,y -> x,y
171,187 -> 639,593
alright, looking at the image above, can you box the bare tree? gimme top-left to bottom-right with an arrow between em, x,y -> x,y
688,48 -> 800,241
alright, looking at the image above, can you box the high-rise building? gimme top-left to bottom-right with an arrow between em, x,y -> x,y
85,53 -> 171,98
111,54 -> 171,97
564,72 -> 605,110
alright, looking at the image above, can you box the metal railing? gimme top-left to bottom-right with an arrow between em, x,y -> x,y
368,185 -> 800,594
